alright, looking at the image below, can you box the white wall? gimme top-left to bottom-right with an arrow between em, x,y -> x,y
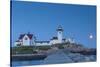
36,42 -> 51,46
22,35 -> 31,46
50,39 -> 60,44
14,42 -> 20,46
65,38 -> 75,43
57,31 -> 63,43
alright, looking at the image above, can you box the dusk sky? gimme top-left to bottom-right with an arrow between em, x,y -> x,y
11,1 -> 96,48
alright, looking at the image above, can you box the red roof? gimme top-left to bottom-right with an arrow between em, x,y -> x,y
19,33 -> 33,40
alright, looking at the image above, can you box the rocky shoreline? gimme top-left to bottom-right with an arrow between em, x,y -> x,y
63,48 -> 96,55
11,48 -> 96,61
11,54 -> 47,61
11,43 -> 96,61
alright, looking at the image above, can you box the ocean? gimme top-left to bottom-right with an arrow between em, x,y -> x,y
11,50 -> 96,67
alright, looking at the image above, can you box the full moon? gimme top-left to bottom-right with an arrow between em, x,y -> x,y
89,34 -> 93,39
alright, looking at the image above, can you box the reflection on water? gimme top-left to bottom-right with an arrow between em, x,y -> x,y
12,60 -> 43,67
11,55 -> 96,67
11,49 -> 96,67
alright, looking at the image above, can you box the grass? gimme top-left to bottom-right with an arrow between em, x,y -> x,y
11,46 -> 51,55
11,42 -> 84,55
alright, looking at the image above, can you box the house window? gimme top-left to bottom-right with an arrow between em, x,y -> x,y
59,32 -> 61,34
25,37 -> 28,40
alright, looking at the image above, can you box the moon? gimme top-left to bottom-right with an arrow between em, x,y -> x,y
89,34 -> 93,39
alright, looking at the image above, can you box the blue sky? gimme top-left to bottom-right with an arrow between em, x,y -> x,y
11,1 -> 96,48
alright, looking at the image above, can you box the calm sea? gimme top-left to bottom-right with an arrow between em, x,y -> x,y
11,55 -> 96,67
12,60 -> 44,67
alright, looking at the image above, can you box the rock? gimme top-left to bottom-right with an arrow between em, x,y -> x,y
42,50 -> 74,64
42,49 -> 96,64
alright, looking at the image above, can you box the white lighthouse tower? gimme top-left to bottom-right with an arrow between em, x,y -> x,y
57,25 -> 63,43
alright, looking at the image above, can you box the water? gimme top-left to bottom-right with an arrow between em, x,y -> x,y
12,60 -> 43,67
11,50 -> 96,67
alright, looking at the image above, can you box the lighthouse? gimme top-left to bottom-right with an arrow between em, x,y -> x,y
56,25 -> 63,43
